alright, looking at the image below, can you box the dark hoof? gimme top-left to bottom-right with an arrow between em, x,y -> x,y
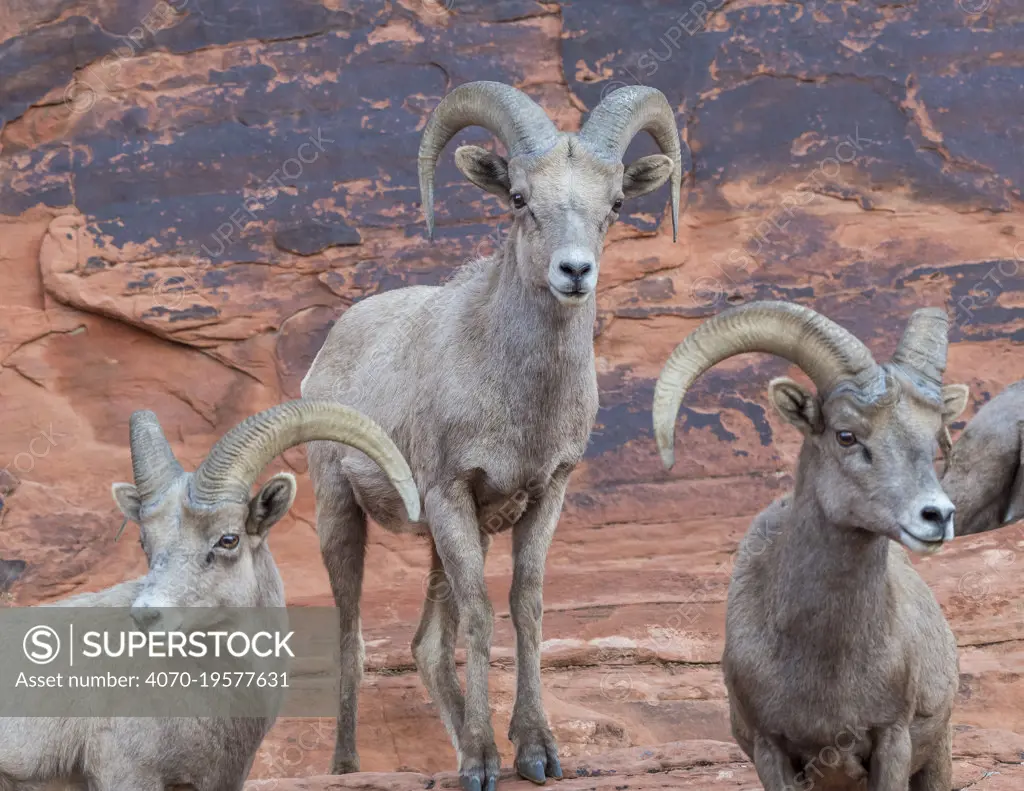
460,776 -> 482,791
549,755 -> 563,780
517,759 -> 547,785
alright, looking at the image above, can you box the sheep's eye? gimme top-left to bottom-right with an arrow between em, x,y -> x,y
611,198 -> 624,213
217,534 -> 240,550
511,193 -> 526,209
836,430 -> 857,448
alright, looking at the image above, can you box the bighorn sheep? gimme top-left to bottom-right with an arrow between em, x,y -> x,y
943,380 -> 1024,536
0,400 -> 418,791
301,80 -> 683,790
652,301 -> 969,791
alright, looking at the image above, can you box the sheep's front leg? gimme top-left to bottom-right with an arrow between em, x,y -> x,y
428,482 -> 500,791
507,471 -> 568,785
752,734 -> 799,791
910,723 -> 952,791
868,724 -> 912,791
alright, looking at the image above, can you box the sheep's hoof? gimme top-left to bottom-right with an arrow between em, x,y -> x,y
511,727 -> 562,783
517,759 -> 548,785
459,770 -> 497,791
458,735 -> 500,791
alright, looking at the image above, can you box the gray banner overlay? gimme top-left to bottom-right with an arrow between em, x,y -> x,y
0,607 -> 340,717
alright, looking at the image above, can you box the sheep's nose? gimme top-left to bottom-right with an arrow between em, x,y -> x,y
920,503 -> 955,529
130,605 -> 161,632
558,260 -> 593,279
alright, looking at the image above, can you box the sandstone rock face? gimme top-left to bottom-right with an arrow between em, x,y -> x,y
1,0 -> 1023,786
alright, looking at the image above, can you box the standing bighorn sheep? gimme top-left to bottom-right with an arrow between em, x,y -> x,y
943,380 -> 1024,536
301,80 -> 683,790
0,400 -> 417,791
653,301 -> 969,791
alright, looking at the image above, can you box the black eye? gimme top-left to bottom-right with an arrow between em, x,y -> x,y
611,198 -> 624,213
836,430 -> 857,448
217,534 -> 240,550
511,193 -> 526,209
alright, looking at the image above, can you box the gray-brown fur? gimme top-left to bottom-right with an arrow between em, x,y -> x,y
727,376 -> 967,790
943,380 -> 1024,536
653,302 -> 969,791
0,484 -> 283,791
301,81 -> 683,791
0,401 -> 417,791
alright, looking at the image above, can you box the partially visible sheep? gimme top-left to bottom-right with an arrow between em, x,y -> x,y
0,400 -> 418,791
943,381 -> 1024,536
653,301 -> 969,791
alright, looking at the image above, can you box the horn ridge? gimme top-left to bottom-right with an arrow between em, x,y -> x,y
190,400 -> 420,522
652,301 -> 880,469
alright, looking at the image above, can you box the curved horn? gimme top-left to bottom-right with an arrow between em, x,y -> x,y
579,86 -> 683,242
653,301 -> 881,469
891,307 -> 949,398
129,411 -> 184,503
190,400 -> 420,522
419,81 -> 560,239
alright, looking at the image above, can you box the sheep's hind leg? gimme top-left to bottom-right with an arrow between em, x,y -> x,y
507,473 -> 568,785
910,725 -> 952,791
426,482 -> 500,791
412,541 -> 467,750
310,441 -> 369,775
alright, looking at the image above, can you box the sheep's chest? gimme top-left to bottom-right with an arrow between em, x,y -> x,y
732,616 -> 908,728
469,376 -> 596,507
461,404 -> 593,535
344,318 -> 598,534
727,605 -> 933,789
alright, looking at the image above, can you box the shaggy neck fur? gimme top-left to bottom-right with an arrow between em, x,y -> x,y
769,450 -> 893,648
461,240 -> 596,399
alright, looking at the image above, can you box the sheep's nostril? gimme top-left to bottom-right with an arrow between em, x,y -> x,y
558,260 -> 592,278
921,504 -> 954,526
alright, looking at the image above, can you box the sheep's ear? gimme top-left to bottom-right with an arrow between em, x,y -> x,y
622,154 -> 673,199
941,383 -> 970,425
1003,424 -> 1024,525
768,377 -> 822,436
247,473 -> 297,538
112,483 -> 142,523
454,145 -> 510,198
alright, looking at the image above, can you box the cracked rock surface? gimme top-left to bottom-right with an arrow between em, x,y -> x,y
1,0 -> 1023,785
